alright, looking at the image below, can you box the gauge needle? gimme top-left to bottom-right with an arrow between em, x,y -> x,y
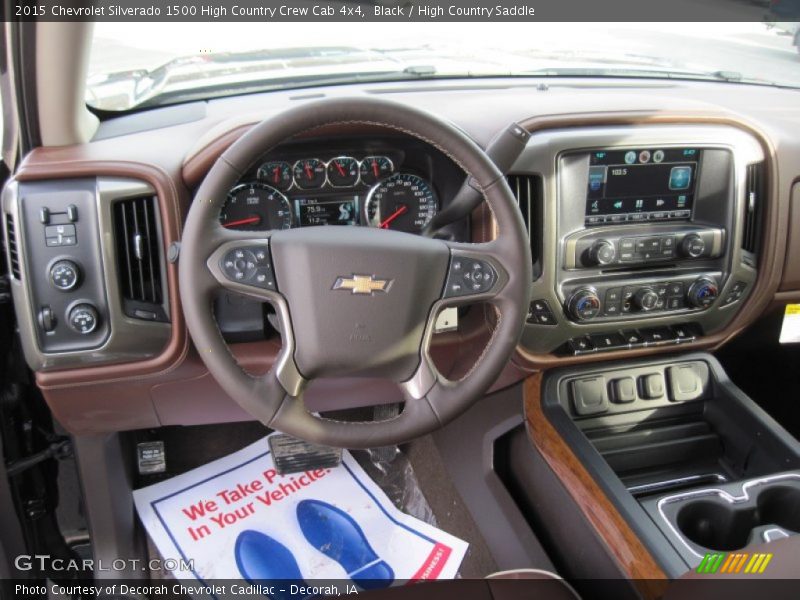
380,205 -> 408,229
334,161 -> 346,176
273,167 -> 281,183
304,163 -> 313,179
223,216 -> 261,228
372,160 -> 379,178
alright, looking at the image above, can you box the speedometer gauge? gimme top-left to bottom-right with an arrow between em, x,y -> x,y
221,183 -> 292,231
364,173 -> 438,233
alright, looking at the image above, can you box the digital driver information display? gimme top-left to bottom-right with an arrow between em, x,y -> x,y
295,196 -> 359,227
585,148 -> 700,225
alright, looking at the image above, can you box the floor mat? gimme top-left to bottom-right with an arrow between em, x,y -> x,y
133,434 -> 468,591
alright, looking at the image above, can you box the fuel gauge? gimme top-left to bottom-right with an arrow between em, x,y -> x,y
359,156 -> 394,185
257,161 -> 293,191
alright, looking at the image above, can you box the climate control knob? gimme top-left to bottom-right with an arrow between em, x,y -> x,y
687,278 -> 719,309
680,234 -> 706,258
567,288 -> 602,321
633,288 -> 660,311
588,240 -> 616,266
68,304 -> 99,334
50,260 -> 80,291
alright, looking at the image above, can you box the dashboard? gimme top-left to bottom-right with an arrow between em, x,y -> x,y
3,76 -> 800,434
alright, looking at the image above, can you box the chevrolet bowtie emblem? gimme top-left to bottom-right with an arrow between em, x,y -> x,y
332,274 -> 391,295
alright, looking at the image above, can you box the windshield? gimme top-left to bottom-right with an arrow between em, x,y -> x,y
87,22 -> 800,111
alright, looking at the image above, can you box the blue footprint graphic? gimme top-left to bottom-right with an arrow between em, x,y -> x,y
235,530 -> 308,600
296,499 -> 394,589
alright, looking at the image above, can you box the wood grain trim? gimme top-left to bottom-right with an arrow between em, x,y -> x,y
523,372 -> 668,597
14,160 -> 190,388
513,110 -> 786,369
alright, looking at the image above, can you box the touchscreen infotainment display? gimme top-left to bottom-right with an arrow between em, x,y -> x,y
585,148 -> 700,225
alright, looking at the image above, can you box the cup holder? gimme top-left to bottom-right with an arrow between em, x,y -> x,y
675,485 -> 800,552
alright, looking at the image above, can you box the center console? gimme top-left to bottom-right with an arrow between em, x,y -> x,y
512,125 -> 765,357
504,353 -> 800,580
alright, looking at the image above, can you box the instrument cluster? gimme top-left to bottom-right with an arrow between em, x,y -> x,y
220,154 -> 440,234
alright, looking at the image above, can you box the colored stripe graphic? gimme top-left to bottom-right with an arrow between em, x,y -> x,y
698,552 -> 773,575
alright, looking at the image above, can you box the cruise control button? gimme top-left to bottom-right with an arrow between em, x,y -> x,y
444,258 -> 497,298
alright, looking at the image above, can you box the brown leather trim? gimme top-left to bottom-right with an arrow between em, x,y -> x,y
523,372 -> 668,596
512,111 -> 786,369
14,159 -> 190,388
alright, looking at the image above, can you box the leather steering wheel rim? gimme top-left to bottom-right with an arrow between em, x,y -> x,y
179,97 -> 532,448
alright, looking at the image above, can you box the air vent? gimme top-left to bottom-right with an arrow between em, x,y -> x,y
112,197 -> 168,321
742,162 -> 765,259
507,174 -> 542,278
5,214 -> 21,279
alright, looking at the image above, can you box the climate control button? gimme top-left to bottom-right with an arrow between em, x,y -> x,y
68,304 -> 99,334
50,260 -> 80,291
567,288 -> 601,321
687,278 -> 719,308
633,288 -> 660,311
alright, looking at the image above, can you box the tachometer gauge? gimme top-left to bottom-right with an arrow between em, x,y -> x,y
364,173 -> 438,233
257,161 -> 293,191
326,156 -> 359,188
293,158 -> 326,189
221,183 -> 293,231
359,156 -> 394,185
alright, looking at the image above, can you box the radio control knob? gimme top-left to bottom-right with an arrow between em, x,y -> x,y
680,234 -> 706,258
589,240 -> 617,266
633,288 -> 660,311
567,288 -> 602,321
68,303 -> 99,334
687,278 -> 719,308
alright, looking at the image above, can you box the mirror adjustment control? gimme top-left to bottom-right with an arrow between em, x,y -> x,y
567,288 -> 601,321
50,260 -> 81,291
68,304 -> 99,334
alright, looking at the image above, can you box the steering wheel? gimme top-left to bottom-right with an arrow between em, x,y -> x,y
179,97 -> 531,448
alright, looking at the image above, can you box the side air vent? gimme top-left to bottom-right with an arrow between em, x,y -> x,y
5,214 -> 21,279
112,197 -> 168,322
507,174 -> 543,279
742,162 -> 765,262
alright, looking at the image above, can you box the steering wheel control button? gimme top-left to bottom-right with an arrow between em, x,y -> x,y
50,260 -> 81,291
611,377 -> 637,404
445,257 -> 497,298
571,377 -> 609,416
639,373 -> 666,400
68,304 -> 99,334
221,246 -> 278,289
527,299 -> 557,325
